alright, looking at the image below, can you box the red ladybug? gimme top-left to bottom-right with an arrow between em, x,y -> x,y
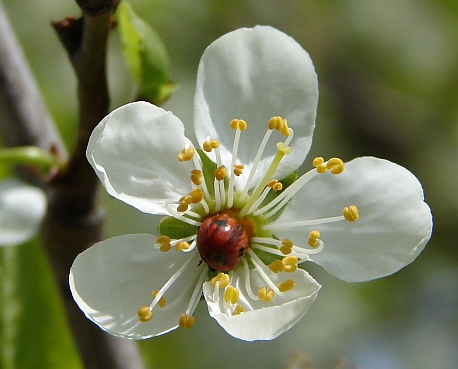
197,213 -> 249,272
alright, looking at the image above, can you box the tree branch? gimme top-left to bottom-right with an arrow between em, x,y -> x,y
42,2 -> 144,368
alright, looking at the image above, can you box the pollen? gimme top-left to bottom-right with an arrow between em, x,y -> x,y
210,272 -> 230,289
190,169 -> 203,185
214,166 -> 227,181
280,238 -> 293,255
233,164 -> 244,176
268,259 -> 284,273
138,306 -> 153,322
232,304 -> 244,315
224,286 -> 240,304
258,286 -> 274,302
230,119 -> 247,131
156,235 -> 172,252
343,205 -> 359,222
175,241 -> 190,251
268,179 -> 283,192
189,188 -> 204,203
326,157 -> 345,174
177,146 -> 195,162
313,156 -> 327,173
268,116 -> 289,136
278,279 -> 296,292
152,290 -> 166,307
179,314 -> 195,329
308,230 -> 321,247
282,256 -> 299,273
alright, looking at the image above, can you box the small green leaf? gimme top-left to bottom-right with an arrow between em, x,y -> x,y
158,216 -> 198,240
0,146 -> 62,171
116,3 -> 178,105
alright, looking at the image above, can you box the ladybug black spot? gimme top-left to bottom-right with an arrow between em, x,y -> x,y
215,219 -> 228,228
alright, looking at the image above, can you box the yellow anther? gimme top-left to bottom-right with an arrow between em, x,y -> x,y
258,286 -> 274,302
177,201 -> 189,212
175,241 -> 190,251
268,116 -> 282,130
312,156 -> 324,167
326,157 -> 344,174
233,164 -> 244,176
278,279 -> 296,292
203,141 -> 213,152
210,273 -> 230,289
277,142 -> 291,155
343,205 -> 359,222
282,256 -> 298,273
273,182 -> 283,192
159,243 -> 171,252
232,304 -> 244,315
280,237 -> 294,255
177,146 -> 195,162
210,138 -> 219,149
280,124 -> 291,137
190,169 -> 203,185
224,286 -> 240,304
268,179 -> 278,187
138,306 -> 153,322
214,166 -> 227,181
316,164 -> 327,173
157,235 -> 172,252
179,314 -> 195,329
282,238 -> 294,248
189,188 -> 204,203
152,290 -> 166,307
230,119 -> 247,131
268,259 -> 284,273
308,230 -> 321,247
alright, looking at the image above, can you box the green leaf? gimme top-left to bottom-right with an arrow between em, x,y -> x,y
0,241 -> 82,369
116,3 -> 178,105
158,216 -> 198,240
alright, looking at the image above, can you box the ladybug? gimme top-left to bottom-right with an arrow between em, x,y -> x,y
197,213 -> 249,272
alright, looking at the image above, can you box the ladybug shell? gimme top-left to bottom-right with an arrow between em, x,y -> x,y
197,214 -> 249,272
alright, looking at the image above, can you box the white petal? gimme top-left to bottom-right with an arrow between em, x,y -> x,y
0,179 -> 46,246
69,234 -> 203,339
273,157 -> 433,282
194,26 -> 318,190
203,267 -> 320,341
87,101 -> 195,215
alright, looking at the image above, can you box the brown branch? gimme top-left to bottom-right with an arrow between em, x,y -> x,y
0,1 -> 67,163
41,2 -> 143,369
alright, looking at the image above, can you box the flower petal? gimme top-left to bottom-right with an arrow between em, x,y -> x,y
194,26 -> 318,190
0,179 -> 46,246
87,101 -> 195,215
203,267 -> 320,341
273,157 -> 433,282
69,234 -> 203,339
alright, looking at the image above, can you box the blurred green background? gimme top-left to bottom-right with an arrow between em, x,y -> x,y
1,0 -> 457,368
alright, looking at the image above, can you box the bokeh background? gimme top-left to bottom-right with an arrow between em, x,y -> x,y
1,0 -> 457,368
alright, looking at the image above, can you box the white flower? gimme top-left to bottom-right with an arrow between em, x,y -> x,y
69,26 -> 432,341
0,178 -> 46,246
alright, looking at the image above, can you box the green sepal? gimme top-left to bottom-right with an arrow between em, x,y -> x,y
158,216 -> 198,240
116,3 -> 178,105
261,170 -> 298,221
0,146 -> 62,171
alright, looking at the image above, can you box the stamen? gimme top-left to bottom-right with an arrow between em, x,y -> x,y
190,169 -> 203,185
165,203 -> 202,227
242,258 -> 259,300
247,249 -> 285,295
258,286 -> 274,302
224,286 -> 240,305
210,273 -> 230,289
177,145 -> 195,162
175,241 -> 190,251
282,256 -> 298,273
268,259 -> 284,273
137,306 -> 153,322
343,205 -> 359,222
264,214 -> 349,231
232,304 -> 244,315
280,238 -> 293,255
228,118 -> 245,209
233,164 -> 244,176
156,235 -> 172,252
308,230 -> 321,247
214,166 -> 227,181
189,188 -> 204,203
276,142 -> 291,155
179,314 -> 195,329
278,279 -> 296,292
326,158 -> 345,174
152,290 -> 166,307
313,156 -> 327,173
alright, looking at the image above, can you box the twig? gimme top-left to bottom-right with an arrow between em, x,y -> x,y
42,1 -> 144,368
